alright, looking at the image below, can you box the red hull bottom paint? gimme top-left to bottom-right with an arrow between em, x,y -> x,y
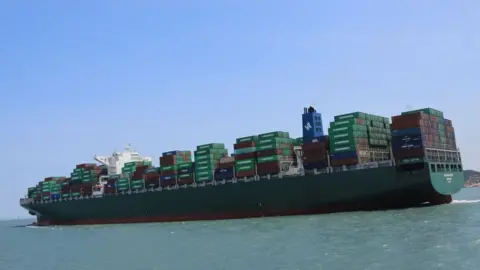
34,194 -> 452,227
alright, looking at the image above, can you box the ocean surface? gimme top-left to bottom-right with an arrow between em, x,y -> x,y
2,188 -> 480,270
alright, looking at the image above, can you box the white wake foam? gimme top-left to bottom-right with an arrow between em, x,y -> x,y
452,199 -> 480,204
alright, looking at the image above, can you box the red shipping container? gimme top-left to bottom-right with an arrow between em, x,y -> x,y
178,178 -> 194,185
331,158 -> 358,166
218,162 -> 235,169
161,169 -> 177,176
235,152 -> 256,160
236,169 -> 256,179
234,141 -> 256,149
302,142 -> 328,152
76,163 -> 96,169
160,179 -> 176,187
144,174 -> 160,181
257,162 -> 281,175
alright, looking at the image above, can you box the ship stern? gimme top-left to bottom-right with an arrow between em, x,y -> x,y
429,169 -> 464,195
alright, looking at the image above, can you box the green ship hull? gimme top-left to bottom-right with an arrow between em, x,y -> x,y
20,163 -> 464,226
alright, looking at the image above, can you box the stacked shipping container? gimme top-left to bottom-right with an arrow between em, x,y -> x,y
256,131 -> 294,176
302,136 -> 329,170
391,108 -> 457,165
68,163 -> 100,198
194,144 -> 227,183
160,151 -> 192,187
234,135 -> 258,179
39,177 -> 65,201
214,156 -> 235,181
104,174 -> 120,195
328,112 -> 391,166
144,167 -> 160,188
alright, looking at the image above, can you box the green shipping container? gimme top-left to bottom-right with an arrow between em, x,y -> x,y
365,114 -> 385,123
257,155 -> 283,163
195,164 -> 215,172
367,126 -> 389,135
61,194 -> 70,199
257,131 -> 289,140
194,148 -> 227,156
330,145 -> 358,153
145,167 -> 160,173
161,165 -> 178,171
234,147 -> 256,155
330,137 -> 366,148
195,154 -> 223,162
195,170 -> 214,181
179,173 -> 194,179
177,163 -> 194,169
330,118 -> 368,127
235,163 -> 255,172
334,112 -> 367,121
131,184 -> 144,189
329,125 -> 368,135
256,137 -> 292,146
256,143 -> 291,152
117,182 -> 129,188
197,143 -> 225,150
368,138 -> 389,146
131,179 -> 144,185
369,121 -> 385,129
236,135 -> 258,144
401,108 -> 443,118
195,160 -> 215,167
330,131 -> 368,140
368,133 -> 388,140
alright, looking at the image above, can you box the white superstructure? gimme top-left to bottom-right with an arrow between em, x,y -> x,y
94,144 -> 152,176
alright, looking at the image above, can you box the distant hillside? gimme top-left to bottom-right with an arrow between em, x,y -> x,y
464,170 -> 480,180
464,170 -> 480,187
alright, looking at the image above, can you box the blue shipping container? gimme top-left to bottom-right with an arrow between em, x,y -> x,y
391,128 -> 422,136
302,111 -> 324,139
391,135 -> 424,151
50,194 -> 61,200
303,135 -> 328,144
331,151 -> 357,160
160,175 -> 177,181
303,161 -> 328,170
179,167 -> 194,174
214,168 -> 234,181
162,150 -> 180,157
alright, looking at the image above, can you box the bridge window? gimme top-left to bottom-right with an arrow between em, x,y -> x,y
458,164 -> 462,172
430,164 -> 436,172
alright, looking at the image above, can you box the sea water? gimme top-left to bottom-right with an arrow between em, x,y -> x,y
1,188 -> 479,270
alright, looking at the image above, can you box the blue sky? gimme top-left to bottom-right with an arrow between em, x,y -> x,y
0,1 -> 478,219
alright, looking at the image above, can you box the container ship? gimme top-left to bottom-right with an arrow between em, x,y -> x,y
20,107 -> 464,226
